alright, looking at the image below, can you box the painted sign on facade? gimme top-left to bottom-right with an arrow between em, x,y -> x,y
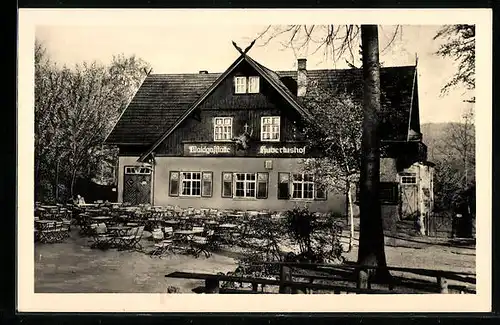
257,144 -> 307,157
183,143 -> 234,156
183,142 -> 310,157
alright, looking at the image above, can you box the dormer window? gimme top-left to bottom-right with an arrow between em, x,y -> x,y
234,76 -> 260,94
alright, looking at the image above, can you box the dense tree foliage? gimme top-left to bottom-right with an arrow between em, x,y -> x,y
35,39 -> 151,202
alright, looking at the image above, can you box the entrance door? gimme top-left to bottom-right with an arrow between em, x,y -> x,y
399,172 -> 418,220
123,166 -> 152,205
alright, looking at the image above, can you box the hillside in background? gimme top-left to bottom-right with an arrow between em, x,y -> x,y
421,122 -> 464,162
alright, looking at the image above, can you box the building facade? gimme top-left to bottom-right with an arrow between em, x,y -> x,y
105,49 -> 433,223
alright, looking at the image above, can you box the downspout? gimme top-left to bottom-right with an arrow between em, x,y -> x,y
406,60 -> 418,142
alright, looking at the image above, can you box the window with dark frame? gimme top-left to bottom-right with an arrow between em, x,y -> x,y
354,181 -> 399,205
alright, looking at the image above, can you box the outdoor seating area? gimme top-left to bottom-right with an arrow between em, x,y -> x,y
34,202 -> 305,259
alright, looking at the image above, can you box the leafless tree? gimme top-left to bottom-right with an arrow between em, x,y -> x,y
255,24 -> 399,280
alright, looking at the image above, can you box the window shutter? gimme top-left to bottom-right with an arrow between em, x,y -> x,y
202,172 -> 213,197
256,172 -> 269,199
221,172 -> 233,198
315,184 -> 327,201
277,172 -> 290,200
169,171 -> 179,197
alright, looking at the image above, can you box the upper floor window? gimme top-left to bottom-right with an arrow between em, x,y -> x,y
261,116 -> 280,141
214,117 -> 233,141
248,76 -> 260,93
234,76 -> 260,94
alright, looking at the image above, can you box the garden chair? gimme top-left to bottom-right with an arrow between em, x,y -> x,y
150,227 -> 174,258
117,225 -> 145,251
190,229 -> 215,258
38,221 -> 62,243
90,231 -> 114,250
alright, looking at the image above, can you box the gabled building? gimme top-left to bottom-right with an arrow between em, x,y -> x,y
105,47 -> 433,224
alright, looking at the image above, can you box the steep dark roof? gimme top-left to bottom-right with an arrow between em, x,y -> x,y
105,73 -> 219,145
278,66 -> 418,142
105,64 -> 418,146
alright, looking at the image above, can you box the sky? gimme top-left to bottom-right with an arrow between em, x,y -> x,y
36,24 -> 475,124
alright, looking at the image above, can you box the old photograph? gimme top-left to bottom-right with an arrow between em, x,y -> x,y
18,9 -> 492,312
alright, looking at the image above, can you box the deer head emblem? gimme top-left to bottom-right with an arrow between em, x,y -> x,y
233,123 -> 253,150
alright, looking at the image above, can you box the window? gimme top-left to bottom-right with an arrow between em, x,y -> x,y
234,76 -> 260,94
125,166 -> 151,175
222,172 -> 268,199
234,77 -> 247,94
248,76 -> 260,93
292,173 -> 315,199
400,172 -> 417,185
234,173 -> 256,198
214,117 -> 233,141
354,181 -> 398,205
261,116 -> 280,141
380,182 -> 399,205
180,172 -> 202,196
278,172 -> 326,200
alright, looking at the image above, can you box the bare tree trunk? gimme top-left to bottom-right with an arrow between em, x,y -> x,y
347,180 -> 355,252
70,169 -> 77,199
357,25 -> 390,281
55,156 -> 60,203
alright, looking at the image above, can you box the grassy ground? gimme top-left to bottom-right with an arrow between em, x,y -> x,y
35,223 -> 475,293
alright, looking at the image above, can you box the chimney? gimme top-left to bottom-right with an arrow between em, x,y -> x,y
297,58 -> 307,97
199,70 -> 208,74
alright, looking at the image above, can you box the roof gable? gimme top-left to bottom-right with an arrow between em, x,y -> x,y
136,54 -> 313,162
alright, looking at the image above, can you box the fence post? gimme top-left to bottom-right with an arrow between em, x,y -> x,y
437,276 -> 448,293
252,282 -> 258,292
205,279 -> 219,293
357,268 -> 369,290
279,265 -> 292,294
